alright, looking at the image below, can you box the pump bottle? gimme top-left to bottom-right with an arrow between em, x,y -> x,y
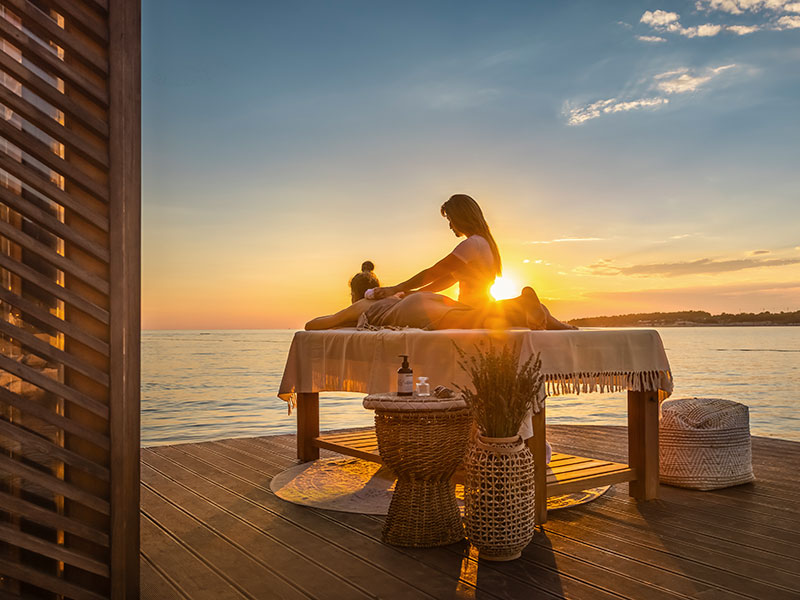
397,355 -> 413,396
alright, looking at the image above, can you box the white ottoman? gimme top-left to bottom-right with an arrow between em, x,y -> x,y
659,397 -> 755,491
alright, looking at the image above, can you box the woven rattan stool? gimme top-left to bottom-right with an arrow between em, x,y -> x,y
660,397 -> 755,490
363,393 -> 472,547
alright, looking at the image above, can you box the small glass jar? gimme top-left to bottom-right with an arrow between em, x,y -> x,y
416,376 -> 431,397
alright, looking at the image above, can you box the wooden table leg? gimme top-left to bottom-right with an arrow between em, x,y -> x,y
297,392 -> 320,462
531,404 -> 548,525
628,390 -> 659,500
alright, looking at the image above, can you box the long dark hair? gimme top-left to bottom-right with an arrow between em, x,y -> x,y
441,194 -> 502,276
349,260 -> 380,302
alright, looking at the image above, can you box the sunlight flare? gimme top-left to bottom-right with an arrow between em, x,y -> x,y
491,276 -> 519,300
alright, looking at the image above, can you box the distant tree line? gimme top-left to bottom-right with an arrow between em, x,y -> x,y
568,310 -> 800,327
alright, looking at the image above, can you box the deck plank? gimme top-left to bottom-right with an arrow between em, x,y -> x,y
141,485 -> 309,599
139,553 -> 189,600
153,443 -> 468,600
545,509 -> 800,596
141,425 -> 800,600
142,457 -> 374,600
566,488 -> 800,573
140,511 -> 247,599
329,510 -> 622,600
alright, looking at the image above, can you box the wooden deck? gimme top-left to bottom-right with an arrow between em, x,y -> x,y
316,428 -> 637,499
140,425 -> 800,599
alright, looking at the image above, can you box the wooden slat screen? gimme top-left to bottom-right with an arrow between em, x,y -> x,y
0,0 -> 139,598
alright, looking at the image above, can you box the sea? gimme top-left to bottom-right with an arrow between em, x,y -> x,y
141,327 -> 800,446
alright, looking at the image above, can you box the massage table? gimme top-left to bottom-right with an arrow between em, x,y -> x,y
278,328 -> 673,524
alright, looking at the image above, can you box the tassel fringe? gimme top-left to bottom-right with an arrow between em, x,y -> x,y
285,369 -> 674,415
543,370 -> 673,397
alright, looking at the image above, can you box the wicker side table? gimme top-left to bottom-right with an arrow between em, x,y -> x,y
363,393 -> 472,547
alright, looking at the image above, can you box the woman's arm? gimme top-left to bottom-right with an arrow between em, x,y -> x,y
415,273 -> 457,294
373,254 -> 463,298
304,298 -> 372,330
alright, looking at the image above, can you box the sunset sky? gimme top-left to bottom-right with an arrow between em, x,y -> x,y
142,0 -> 800,329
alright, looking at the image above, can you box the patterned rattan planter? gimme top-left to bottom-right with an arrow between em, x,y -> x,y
364,393 -> 472,547
660,397 -> 755,491
464,434 -> 536,561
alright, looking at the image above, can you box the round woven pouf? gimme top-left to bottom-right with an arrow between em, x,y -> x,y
364,393 -> 471,547
464,434 -> 535,561
660,397 -> 755,491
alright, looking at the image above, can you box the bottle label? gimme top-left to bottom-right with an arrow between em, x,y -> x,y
398,373 -> 414,395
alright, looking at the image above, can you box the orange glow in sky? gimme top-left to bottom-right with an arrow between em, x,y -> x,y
141,200 -> 800,330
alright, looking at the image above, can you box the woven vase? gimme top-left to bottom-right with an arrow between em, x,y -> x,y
463,434 -> 536,561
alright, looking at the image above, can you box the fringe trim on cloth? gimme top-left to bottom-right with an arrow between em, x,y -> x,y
284,368 -> 673,414
356,323 -> 414,331
544,370 -> 673,398
356,312 -> 414,331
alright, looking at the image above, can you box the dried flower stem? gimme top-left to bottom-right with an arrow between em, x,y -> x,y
454,342 -> 544,438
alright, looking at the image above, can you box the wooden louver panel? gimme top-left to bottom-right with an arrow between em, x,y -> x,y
0,0 -> 139,598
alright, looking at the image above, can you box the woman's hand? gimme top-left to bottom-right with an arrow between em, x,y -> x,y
371,286 -> 400,300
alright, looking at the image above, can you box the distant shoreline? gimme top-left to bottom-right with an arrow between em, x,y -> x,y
581,322 -> 800,328
568,310 -> 800,328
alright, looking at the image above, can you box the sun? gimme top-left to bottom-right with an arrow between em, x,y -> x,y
490,276 -> 519,301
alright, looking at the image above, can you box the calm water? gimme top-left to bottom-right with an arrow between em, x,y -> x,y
141,327 -> 800,446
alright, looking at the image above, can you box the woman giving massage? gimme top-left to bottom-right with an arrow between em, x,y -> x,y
305,194 -> 575,331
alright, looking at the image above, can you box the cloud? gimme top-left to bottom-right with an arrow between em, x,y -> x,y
637,35 -> 668,42
726,24 -> 762,33
581,256 -> 800,277
605,98 -> 669,114
696,0 -> 799,14
776,14 -> 800,26
750,249 -> 771,255
655,64 -> 735,94
565,65 -> 735,125
641,10 -> 680,26
590,280 -> 800,297
681,23 -> 725,36
575,280 -> 800,315
565,97 -> 669,125
655,71 -> 710,94
526,237 -> 606,245
641,10 -> 726,37
646,2 -> 800,36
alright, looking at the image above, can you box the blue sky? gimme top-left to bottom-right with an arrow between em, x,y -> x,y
142,1 -> 800,328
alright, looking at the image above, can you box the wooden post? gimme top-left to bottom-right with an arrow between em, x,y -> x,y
530,403 -> 548,525
108,1 -> 141,597
297,392 -> 320,461
628,390 -> 660,500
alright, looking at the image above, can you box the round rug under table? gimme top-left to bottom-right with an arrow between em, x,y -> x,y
270,457 -> 610,515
